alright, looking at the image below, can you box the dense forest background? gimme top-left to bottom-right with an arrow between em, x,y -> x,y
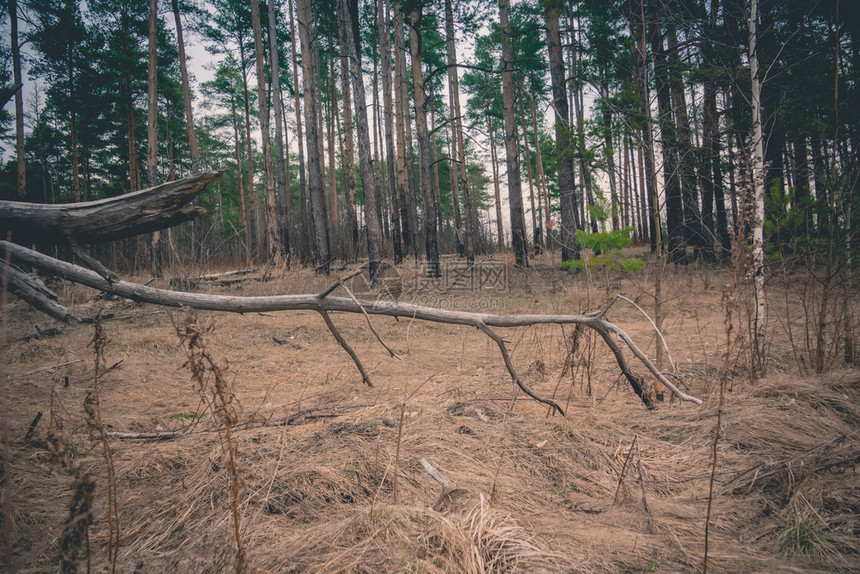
0,0 -> 857,276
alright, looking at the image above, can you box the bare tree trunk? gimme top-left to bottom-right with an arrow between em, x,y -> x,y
408,4 -> 440,277
297,0 -> 330,273
344,0 -> 384,282
393,2 -> 417,258
380,0 -> 402,264
488,113 -> 504,250
544,0 -> 579,261
146,0 -> 160,276
337,0 -> 359,256
748,0 -> 767,372
231,93 -> 251,261
268,0 -> 291,265
600,84 -> 619,231
430,101 -> 443,242
529,96 -> 547,251
499,0 -> 528,267
9,0 -> 25,199
251,0 -> 283,267
650,9 -> 683,261
237,40 -> 258,258
517,87 -> 538,254
288,0 -> 312,263
445,0 -> 475,262
326,25 -> 339,248
172,0 -> 202,265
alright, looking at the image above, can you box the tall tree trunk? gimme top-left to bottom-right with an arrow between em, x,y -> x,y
749,0 -> 767,372
486,113 -> 504,249
408,4 -> 441,277
337,0 -> 359,255
238,40 -> 257,258
326,25 -> 339,247
231,91 -> 251,261
499,0 -> 527,267
544,0 -> 579,261
600,80 -> 620,231
444,0 -> 475,262
703,78 -> 731,257
172,0 -> 202,265
393,1 -> 415,257
345,0 -> 384,282
10,0 -> 25,199
288,0 -> 312,262
251,0 -> 283,267
147,0 -> 161,276
297,0 -> 330,273
430,101 -> 443,242
667,23 -> 702,257
268,0 -> 291,265
517,87 -> 538,253
650,8 -> 684,261
529,96 -> 548,252
380,0 -> 402,264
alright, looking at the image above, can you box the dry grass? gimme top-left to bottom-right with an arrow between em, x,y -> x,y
2,254 -> 858,572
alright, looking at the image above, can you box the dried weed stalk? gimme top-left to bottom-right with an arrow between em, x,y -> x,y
703,191 -> 746,573
85,313 -> 120,572
174,311 -> 245,573
46,431 -> 95,573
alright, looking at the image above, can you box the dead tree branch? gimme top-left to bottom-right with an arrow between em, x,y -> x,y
317,310 -> 373,387
1,241 -> 703,408
0,171 -> 222,245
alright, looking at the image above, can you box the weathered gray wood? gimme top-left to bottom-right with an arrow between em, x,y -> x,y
0,171 -> 222,244
1,240 -> 703,407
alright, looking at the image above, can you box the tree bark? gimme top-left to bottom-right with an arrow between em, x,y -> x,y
251,0 -> 284,267
238,40 -> 257,257
444,0 -> 475,262
499,0 -> 527,268
172,0 -> 202,265
393,2 -> 417,257
748,0 -> 767,372
0,172 -> 222,244
288,0 -> 312,263
345,0 -> 384,282
380,0 -> 402,264
650,9 -> 684,262
10,0 -> 25,199
297,0 -> 330,273
146,0 -> 160,275
488,113 -> 505,249
544,0 -> 579,261
268,0 -> 291,264
408,4 -> 440,277
337,0 -> 359,254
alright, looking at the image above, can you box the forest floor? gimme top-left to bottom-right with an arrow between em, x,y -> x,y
3,249 -> 858,573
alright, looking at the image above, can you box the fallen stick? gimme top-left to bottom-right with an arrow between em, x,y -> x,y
2,241 -> 703,409
419,458 -> 455,490
21,359 -> 84,377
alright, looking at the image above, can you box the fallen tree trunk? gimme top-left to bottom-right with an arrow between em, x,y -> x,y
0,171 -> 222,244
1,240 -> 703,410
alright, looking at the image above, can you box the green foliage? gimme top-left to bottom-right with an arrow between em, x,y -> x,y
560,226 -> 643,274
779,518 -> 835,558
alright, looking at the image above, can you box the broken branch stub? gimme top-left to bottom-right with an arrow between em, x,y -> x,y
0,171 -> 223,245
1,241 -> 703,408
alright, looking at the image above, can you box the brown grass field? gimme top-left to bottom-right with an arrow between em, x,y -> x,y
2,250 -> 858,573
